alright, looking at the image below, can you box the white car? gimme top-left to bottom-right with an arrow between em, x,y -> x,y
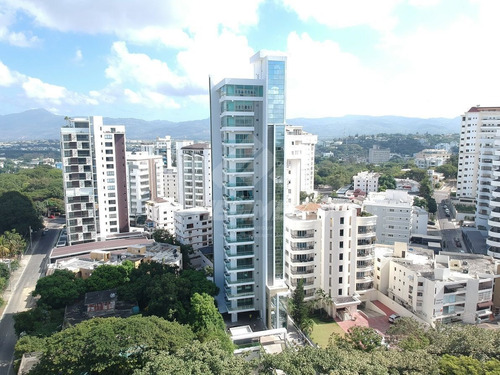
388,314 -> 400,323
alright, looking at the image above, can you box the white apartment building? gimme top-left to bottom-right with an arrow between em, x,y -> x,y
177,143 -> 212,209
414,149 -> 450,169
284,200 -> 377,320
210,51 -> 289,327
368,145 -> 390,164
155,135 -> 173,168
126,152 -> 164,222
174,208 -> 212,250
353,171 -> 380,193
163,167 -> 178,201
145,197 -> 181,234
285,126 -> 317,209
61,116 -> 130,245
375,243 -> 499,325
363,190 -> 427,245
456,106 -> 500,256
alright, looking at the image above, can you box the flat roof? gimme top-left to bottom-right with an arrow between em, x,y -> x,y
50,237 -> 153,261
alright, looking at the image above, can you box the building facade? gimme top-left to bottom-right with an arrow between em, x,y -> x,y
284,126 -> 317,209
61,116 -> 129,245
456,106 -> 500,257
210,51 -> 289,327
363,190 -> 427,245
177,143 -> 212,209
414,149 -> 450,169
353,171 -> 380,194
174,208 -> 213,250
126,152 -> 164,222
368,145 -> 390,164
375,243 -> 498,325
145,197 -> 181,234
284,200 -> 377,320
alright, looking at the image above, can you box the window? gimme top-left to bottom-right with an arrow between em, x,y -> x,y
340,217 -> 344,224
338,277 -> 343,283
339,229 -> 344,236
339,253 -> 343,261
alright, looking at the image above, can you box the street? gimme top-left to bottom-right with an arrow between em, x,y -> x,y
0,220 -> 60,375
433,188 -> 465,253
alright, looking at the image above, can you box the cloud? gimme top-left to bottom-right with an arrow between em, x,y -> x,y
7,0 -> 263,46
285,32 -> 384,118
282,0 -> 401,31
73,49 -> 83,63
0,60 -> 19,86
0,5 -> 39,47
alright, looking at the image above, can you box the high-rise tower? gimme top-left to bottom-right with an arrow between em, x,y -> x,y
61,116 -> 129,245
210,51 -> 289,326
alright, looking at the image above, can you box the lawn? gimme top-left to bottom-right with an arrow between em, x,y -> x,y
310,316 -> 345,347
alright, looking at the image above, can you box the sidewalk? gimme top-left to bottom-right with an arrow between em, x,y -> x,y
0,246 -> 34,321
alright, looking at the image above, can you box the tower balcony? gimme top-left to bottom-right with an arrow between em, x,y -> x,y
224,275 -> 255,286
224,246 -> 254,259
224,153 -> 254,161
224,287 -> 255,300
224,261 -> 255,273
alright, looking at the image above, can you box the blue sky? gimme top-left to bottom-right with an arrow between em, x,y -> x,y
0,0 -> 497,121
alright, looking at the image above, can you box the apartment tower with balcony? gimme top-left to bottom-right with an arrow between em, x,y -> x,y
457,106 -> 500,258
210,51 -> 288,326
61,116 -> 129,245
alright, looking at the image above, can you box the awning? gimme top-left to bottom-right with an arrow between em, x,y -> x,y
477,301 -> 494,309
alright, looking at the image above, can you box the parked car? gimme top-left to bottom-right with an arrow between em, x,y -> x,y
388,314 -> 400,323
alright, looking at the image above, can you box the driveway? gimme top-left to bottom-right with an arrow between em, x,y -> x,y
335,300 -> 395,335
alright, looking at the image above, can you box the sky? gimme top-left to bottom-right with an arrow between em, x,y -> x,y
0,0 -> 498,122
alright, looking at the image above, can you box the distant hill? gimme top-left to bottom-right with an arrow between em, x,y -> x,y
0,109 -> 460,140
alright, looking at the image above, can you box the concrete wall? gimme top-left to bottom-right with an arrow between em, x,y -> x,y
372,290 -> 428,326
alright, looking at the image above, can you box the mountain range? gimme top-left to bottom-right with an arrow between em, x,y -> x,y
0,109 -> 460,141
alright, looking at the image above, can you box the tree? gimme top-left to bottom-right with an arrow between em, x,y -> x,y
13,305 -> 64,337
427,197 -> 437,214
439,354 -> 500,375
378,174 -> 396,191
133,340 -> 251,375
32,269 -> 86,309
344,326 -> 383,352
85,264 -> 129,292
289,279 -> 308,330
0,230 -> 26,258
0,191 -> 42,236
23,315 -> 195,375
189,293 -> 233,352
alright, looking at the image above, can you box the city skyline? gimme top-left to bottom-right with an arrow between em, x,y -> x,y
1,0 -> 499,122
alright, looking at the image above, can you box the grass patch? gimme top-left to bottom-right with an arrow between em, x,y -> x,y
310,316 -> 344,347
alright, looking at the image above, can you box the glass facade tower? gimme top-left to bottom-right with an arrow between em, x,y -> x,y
211,51 -> 289,327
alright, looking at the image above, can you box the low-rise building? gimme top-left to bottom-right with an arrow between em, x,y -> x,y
353,171 -> 380,194
414,149 -> 450,169
145,197 -> 181,234
375,242 -> 499,325
174,207 -> 213,250
368,145 -> 390,164
363,190 -> 428,245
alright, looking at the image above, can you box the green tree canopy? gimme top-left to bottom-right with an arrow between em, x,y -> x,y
133,340 -> 251,375
0,191 -> 43,236
32,269 -> 86,309
85,264 -> 129,292
19,315 -> 195,375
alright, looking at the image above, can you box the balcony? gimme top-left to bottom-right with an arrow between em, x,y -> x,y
225,153 -> 254,160
290,243 -> 315,251
224,247 -> 254,258
224,262 -> 255,272
226,303 -> 255,313
224,288 -> 255,299
290,230 -> 314,239
225,223 -> 254,231
223,180 -> 254,188
224,276 -> 255,285
225,234 -> 254,244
